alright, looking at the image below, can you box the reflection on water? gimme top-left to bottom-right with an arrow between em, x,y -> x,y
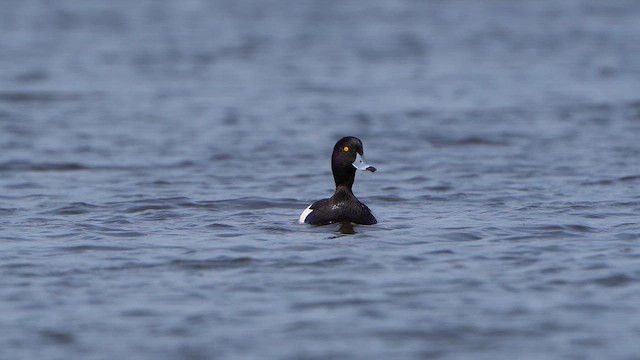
339,222 -> 357,235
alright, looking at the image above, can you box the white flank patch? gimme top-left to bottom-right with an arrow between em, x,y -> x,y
299,205 -> 313,224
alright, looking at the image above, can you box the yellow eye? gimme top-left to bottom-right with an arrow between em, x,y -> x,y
343,146 -> 349,152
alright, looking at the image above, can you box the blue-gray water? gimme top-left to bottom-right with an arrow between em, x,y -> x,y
1,1 -> 640,359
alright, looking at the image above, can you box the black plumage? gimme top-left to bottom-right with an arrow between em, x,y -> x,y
300,137 -> 377,225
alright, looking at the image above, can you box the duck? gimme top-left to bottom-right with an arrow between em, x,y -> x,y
299,136 -> 377,225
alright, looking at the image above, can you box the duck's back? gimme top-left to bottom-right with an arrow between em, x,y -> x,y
301,196 -> 377,225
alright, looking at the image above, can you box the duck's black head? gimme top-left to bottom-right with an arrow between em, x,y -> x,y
331,137 -> 376,190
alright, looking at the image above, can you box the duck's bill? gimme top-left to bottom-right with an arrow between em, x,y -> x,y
352,153 -> 376,172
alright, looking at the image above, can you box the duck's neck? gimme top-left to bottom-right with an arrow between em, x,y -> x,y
333,165 -> 356,195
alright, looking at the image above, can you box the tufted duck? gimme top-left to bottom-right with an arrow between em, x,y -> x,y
299,137 -> 377,225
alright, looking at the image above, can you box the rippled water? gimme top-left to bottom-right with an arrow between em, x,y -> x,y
2,0 -> 640,359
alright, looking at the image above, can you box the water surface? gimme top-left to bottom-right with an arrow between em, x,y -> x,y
1,1 -> 640,359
